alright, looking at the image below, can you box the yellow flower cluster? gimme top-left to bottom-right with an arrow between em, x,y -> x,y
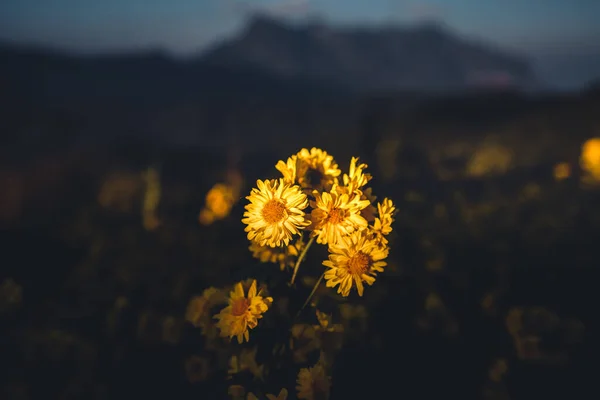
214,280 -> 273,343
242,147 -> 396,297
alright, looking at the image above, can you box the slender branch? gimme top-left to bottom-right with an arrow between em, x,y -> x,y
295,272 -> 325,319
290,236 -> 315,285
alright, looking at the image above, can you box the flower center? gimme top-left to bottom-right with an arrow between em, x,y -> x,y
231,297 -> 250,316
326,208 -> 346,225
305,167 -> 325,188
348,251 -> 371,275
261,199 -> 287,224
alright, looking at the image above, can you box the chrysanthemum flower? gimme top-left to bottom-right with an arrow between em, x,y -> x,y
275,155 -> 298,185
310,188 -> 370,245
242,179 -> 310,247
296,363 -> 331,400
341,157 -> 372,192
214,280 -> 273,343
323,230 -> 388,297
277,148 -> 341,194
249,238 -> 306,270
370,197 -> 396,246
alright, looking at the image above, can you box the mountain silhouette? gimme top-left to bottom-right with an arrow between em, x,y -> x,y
201,14 -> 537,92
0,40 -> 346,109
0,15 -> 540,109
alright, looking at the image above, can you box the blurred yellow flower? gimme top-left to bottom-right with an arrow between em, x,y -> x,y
310,188 -> 370,245
296,362 -> 331,400
142,166 -> 161,231
323,230 -> 388,297
505,308 -> 523,337
215,280 -> 273,343
228,347 -> 265,380
466,143 -> 513,177
247,389 -> 288,400
514,335 -> 542,360
488,358 -> 508,383
553,162 -> 571,181
97,171 -> 142,212
243,179 -> 310,247
290,323 -> 320,363
199,183 -> 236,225
580,137 -> 600,181
277,148 -> 341,193
185,287 -> 226,336
228,385 -> 246,400
249,238 -> 306,271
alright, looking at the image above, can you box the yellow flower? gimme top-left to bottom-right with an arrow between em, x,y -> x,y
277,148 -> 341,193
243,179 -> 310,248
275,155 -> 298,185
341,157 -> 372,193
580,137 -> 600,181
553,162 -> 571,181
215,280 -> 273,343
323,230 -> 388,297
247,389 -> 288,400
369,197 -> 396,246
296,363 -> 331,400
249,238 -> 306,271
310,188 -> 370,245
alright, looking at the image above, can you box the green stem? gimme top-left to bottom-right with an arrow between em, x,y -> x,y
295,272 -> 325,319
290,236 -> 315,285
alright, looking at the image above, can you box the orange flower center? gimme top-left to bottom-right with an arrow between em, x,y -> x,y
348,251 -> 371,275
231,297 -> 250,316
261,199 -> 286,224
326,208 -> 346,225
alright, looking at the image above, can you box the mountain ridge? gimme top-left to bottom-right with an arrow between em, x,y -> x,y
200,14 -> 537,91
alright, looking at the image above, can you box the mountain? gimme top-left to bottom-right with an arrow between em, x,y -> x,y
531,50 -> 600,91
200,15 -> 537,92
0,15 -> 538,109
0,41 -> 347,109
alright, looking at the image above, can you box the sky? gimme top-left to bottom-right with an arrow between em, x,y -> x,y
0,0 -> 599,55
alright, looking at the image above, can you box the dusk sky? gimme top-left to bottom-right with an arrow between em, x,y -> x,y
1,0 -> 599,55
